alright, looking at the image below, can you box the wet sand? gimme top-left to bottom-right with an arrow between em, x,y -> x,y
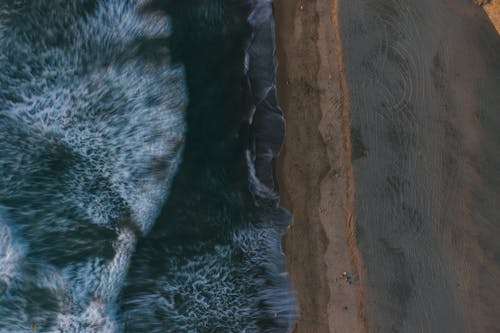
275,0 -> 500,332
275,0 -> 364,331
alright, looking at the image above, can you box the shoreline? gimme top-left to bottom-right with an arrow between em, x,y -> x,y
274,1 -> 365,331
274,0 -> 499,332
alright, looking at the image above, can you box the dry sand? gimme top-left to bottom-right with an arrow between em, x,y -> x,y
275,0 -> 500,332
483,0 -> 500,33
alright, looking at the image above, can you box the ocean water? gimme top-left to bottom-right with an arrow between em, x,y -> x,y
0,1 -> 295,332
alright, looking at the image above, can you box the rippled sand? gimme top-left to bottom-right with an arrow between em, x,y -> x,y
276,0 -> 500,332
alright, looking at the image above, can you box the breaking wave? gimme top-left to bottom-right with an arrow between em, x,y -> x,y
0,1 -> 296,332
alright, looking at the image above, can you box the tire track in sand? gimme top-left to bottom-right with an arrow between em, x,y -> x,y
330,0 -> 367,331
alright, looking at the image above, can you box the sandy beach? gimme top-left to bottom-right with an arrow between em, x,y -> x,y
275,0 -> 500,332
484,0 -> 500,33
275,0 -> 364,331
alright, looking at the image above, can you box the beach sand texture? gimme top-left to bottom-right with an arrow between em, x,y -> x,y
275,0 -> 500,332
484,0 -> 500,33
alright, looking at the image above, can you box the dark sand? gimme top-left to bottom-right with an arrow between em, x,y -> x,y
275,0 -> 500,332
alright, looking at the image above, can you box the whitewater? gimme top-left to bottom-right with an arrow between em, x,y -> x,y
0,1 -> 295,332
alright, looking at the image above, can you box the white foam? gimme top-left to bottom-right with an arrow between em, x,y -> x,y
0,1 -> 187,331
0,216 -> 25,294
